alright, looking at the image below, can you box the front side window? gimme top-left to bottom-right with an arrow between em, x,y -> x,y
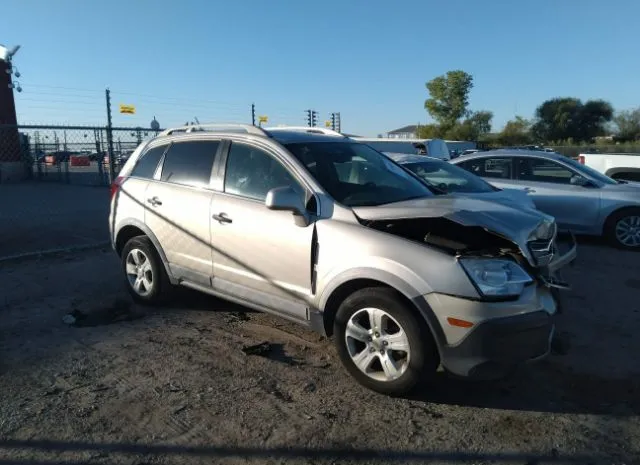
284,141 -> 433,207
459,157 -> 513,180
160,140 -> 220,187
516,158 -> 574,184
404,160 -> 496,193
131,144 -> 167,179
224,143 -> 304,201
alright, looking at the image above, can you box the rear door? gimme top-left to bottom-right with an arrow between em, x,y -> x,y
513,157 -> 601,232
144,139 -> 222,286
113,143 -> 168,237
456,156 -> 518,190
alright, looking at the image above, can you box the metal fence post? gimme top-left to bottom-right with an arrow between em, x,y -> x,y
105,88 -> 116,184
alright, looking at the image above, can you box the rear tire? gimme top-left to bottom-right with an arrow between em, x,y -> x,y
334,287 -> 439,396
121,236 -> 172,304
604,208 -> 640,250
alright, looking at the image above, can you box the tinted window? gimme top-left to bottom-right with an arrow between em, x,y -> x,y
131,145 -> 167,179
460,157 -> 512,180
516,158 -> 574,184
224,143 -> 304,201
403,160 -> 495,193
285,142 -> 433,207
160,141 -> 219,187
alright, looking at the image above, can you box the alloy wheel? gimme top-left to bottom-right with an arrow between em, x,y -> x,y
344,307 -> 411,382
615,215 -> 640,248
125,248 -> 154,296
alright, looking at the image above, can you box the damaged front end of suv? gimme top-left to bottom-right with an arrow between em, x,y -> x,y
357,199 -> 573,292
349,196 -> 577,379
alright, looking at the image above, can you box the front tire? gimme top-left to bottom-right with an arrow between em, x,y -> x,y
604,208 -> 640,250
334,287 -> 439,396
121,236 -> 172,304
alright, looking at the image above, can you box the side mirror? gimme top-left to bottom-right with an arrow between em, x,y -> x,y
570,175 -> 591,187
266,186 -> 306,216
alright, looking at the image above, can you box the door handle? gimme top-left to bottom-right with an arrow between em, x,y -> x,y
212,212 -> 233,224
523,187 -> 536,193
146,196 -> 162,206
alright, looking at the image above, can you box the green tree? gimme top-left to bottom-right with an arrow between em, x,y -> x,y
425,70 -> 474,129
497,116 -> 534,146
614,108 -> 640,141
531,97 -> 613,142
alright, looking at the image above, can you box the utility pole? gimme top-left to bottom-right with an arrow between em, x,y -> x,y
105,88 -> 115,183
251,103 -> 256,126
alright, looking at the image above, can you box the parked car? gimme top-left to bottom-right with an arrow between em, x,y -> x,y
110,124 -> 575,395
382,152 -> 537,210
459,149 -> 481,156
453,149 -> 640,249
577,152 -> 640,182
44,150 -> 73,165
352,137 -> 451,160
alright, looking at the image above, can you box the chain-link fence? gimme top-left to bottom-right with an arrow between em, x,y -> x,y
0,124 -> 161,186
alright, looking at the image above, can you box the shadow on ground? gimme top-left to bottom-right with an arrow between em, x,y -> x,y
0,438 -> 608,464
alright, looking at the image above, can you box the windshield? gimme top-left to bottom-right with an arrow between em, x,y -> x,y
563,157 -> 617,185
402,160 -> 497,194
284,142 -> 434,207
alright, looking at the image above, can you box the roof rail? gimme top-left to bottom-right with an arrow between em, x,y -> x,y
265,126 -> 347,138
159,123 -> 268,137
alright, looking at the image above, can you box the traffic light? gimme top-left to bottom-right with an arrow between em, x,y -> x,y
306,109 -> 312,127
330,113 -> 336,131
311,110 -> 317,127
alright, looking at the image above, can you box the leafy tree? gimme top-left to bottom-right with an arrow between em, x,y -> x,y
614,108 -> 640,141
496,116 -> 534,146
531,97 -> 613,142
425,70 -> 474,129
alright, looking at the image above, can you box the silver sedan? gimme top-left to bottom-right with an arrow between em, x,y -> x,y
383,152 -> 537,210
452,149 -> 640,249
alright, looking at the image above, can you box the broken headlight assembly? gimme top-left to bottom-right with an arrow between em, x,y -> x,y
460,258 -> 533,299
530,218 -> 557,241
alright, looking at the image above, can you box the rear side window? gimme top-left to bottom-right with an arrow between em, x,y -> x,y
160,140 -> 220,187
130,145 -> 167,179
459,157 -> 513,180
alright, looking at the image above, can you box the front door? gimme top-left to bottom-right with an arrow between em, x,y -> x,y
209,141 -> 314,320
144,139 -> 221,286
513,157 -> 601,232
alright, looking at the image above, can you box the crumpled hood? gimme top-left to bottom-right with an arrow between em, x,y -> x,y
353,196 -> 554,263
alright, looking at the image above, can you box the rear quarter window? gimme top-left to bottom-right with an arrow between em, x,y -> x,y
130,145 -> 168,179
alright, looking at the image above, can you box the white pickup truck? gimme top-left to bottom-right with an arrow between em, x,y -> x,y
578,152 -> 640,182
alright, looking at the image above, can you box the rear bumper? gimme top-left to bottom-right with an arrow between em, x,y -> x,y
440,310 -> 554,379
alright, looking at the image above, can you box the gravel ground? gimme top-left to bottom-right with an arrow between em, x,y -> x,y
0,183 -> 109,259
0,241 -> 639,465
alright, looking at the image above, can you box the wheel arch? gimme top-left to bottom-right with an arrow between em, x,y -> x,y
318,271 -> 446,355
114,219 -> 176,284
602,205 -> 640,235
605,167 -> 640,181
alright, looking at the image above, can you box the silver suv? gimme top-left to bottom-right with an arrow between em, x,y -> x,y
109,124 -> 576,395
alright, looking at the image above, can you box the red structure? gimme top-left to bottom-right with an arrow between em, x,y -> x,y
0,45 -> 25,181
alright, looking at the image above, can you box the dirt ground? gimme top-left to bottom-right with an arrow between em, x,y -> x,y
0,240 -> 639,465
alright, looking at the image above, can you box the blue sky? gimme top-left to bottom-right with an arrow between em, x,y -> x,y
3,0 -> 639,136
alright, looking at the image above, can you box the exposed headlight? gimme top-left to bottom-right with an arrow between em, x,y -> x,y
531,218 -> 556,241
460,258 -> 533,298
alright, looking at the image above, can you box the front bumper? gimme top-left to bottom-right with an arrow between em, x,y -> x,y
440,310 -> 555,379
425,283 -> 559,380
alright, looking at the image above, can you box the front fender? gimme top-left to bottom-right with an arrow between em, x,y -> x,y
316,264 -> 448,354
